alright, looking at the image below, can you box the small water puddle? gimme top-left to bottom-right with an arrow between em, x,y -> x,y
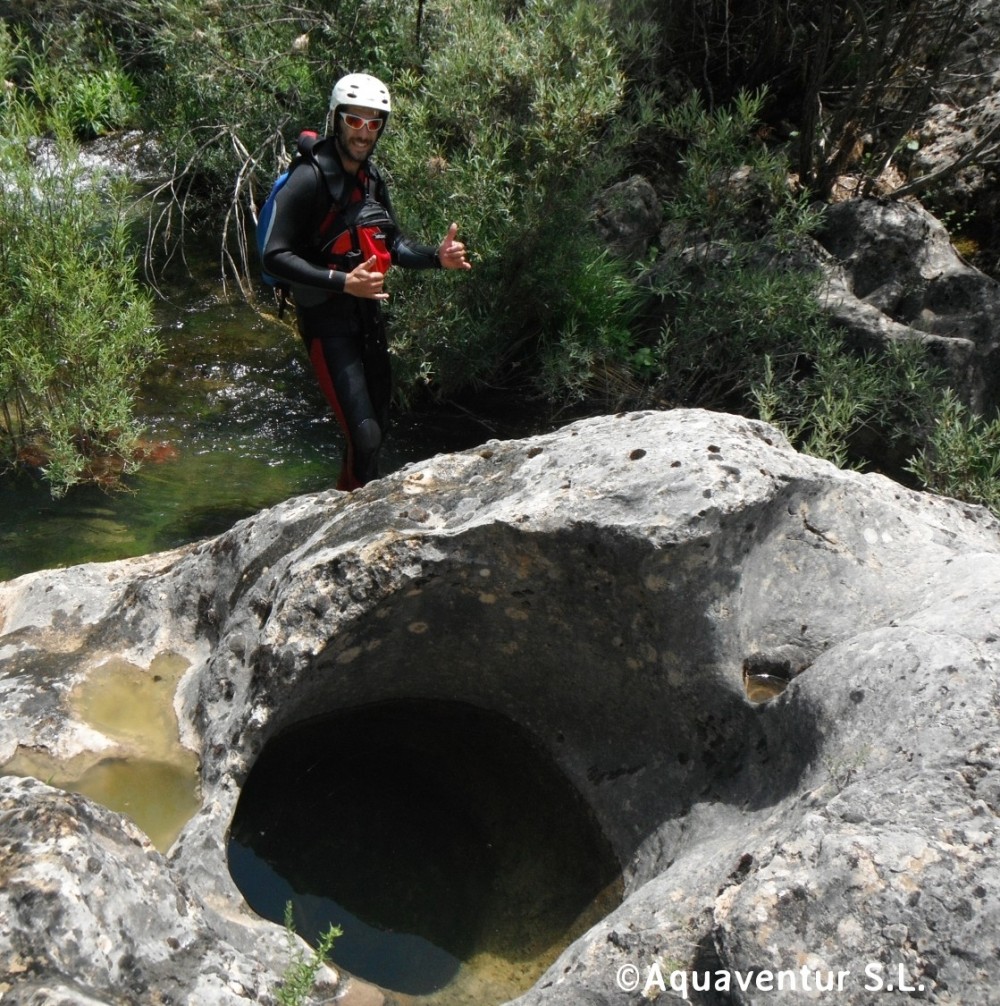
2,652 -> 200,852
228,700 -> 622,1006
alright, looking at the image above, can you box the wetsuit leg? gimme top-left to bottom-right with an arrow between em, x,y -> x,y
360,302 -> 391,437
297,307 -> 389,490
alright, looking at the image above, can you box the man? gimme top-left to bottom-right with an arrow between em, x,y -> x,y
261,72 -> 471,490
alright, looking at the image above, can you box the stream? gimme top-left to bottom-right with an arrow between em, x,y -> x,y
0,276 -> 545,582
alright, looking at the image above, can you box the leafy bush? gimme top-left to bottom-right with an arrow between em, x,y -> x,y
375,0 -> 648,402
0,24 -> 158,496
276,901 -> 341,1006
644,85 -> 1000,516
647,89 -> 954,475
754,333 -> 946,472
649,90 -> 829,405
5,15 -> 139,138
906,390 -> 1000,514
62,64 -> 138,137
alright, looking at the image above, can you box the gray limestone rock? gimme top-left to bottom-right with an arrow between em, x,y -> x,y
1,409 -> 999,1005
814,197 -> 1000,413
592,175 -> 663,264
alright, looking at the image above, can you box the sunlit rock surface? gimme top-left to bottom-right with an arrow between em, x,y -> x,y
1,409 -> 999,1005
815,197 -> 1000,414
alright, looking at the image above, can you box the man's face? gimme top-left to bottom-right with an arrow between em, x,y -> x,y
337,105 -> 384,164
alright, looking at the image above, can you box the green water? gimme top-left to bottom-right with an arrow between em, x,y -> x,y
0,284 -> 517,582
3,652 -> 199,852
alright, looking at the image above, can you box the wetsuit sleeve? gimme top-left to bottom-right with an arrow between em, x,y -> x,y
377,177 -> 442,270
261,165 -> 347,292
394,236 -> 443,270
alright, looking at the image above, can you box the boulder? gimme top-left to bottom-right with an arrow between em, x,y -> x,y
1,409 -> 999,1005
0,776 -> 297,1006
814,197 -> 1000,413
592,175 -> 662,263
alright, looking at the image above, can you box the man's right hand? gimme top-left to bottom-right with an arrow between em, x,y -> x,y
344,255 -> 389,300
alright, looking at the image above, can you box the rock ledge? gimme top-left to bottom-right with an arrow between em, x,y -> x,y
1,409 -> 999,1005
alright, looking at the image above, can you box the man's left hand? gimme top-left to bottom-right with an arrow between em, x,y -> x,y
438,222 -> 472,271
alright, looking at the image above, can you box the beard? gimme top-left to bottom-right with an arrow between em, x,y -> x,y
334,125 -> 376,168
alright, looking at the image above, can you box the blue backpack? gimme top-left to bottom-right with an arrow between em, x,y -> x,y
256,129 -> 320,305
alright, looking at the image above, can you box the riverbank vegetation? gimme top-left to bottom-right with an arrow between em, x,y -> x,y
0,22 -> 157,496
4,0 -> 1000,511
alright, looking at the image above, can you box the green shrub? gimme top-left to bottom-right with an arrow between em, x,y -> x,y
377,0 -> 647,402
906,389 -> 1000,513
533,244 -> 645,406
649,90 -> 830,406
7,16 -> 139,138
648,88 -> 955,477
276,902 -> 341,1006
62,64 -> 138,138
754,333 -> 947,471
655,256 -> 829,411
0,24 -> 159,496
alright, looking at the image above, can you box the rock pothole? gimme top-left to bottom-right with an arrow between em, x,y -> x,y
224,520 -> 820,1003
228,699 -> 622,1005
234,520 -> 822,888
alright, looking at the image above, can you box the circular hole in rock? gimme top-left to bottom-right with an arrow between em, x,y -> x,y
228,699 -> 622,1004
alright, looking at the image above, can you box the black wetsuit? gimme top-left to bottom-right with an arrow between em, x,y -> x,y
261,136 -> 439,490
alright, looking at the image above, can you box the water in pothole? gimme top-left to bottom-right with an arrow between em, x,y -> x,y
228,700 -> 622,1006
1,653 -> 199,852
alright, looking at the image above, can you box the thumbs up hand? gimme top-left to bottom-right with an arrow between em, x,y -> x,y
438,223 -> 472,271
345,255 -> 389,300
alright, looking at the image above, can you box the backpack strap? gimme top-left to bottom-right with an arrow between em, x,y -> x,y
305,137 -> 359,257
308,145 -> 390,273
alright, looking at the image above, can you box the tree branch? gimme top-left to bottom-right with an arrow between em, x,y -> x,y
889,115 -> 1000,200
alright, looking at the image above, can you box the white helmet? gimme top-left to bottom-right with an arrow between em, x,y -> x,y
329,73 -> 391,117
